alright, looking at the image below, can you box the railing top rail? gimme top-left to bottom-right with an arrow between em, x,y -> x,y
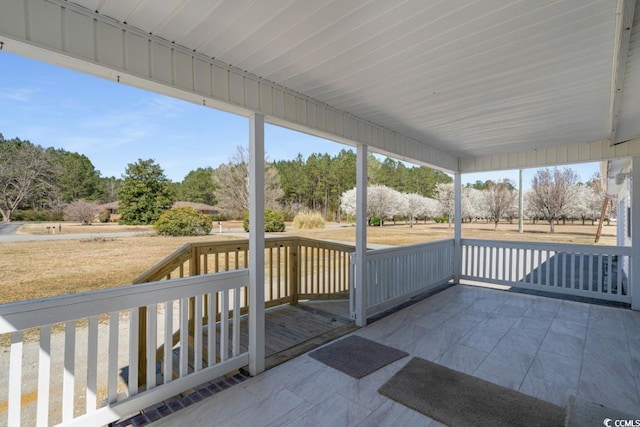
294,236 -> 356,251
133,236 -> 356,284
359,238 -> 455,259
133,242 -> 192,284
461,238 -> 631,256
0,270 -> 249,333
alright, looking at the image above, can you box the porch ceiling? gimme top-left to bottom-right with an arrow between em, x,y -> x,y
2,0 -> 640,172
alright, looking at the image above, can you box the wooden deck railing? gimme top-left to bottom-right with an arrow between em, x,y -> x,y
132,237 -> 355,387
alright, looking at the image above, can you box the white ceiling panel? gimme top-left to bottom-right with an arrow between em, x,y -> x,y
62,0 -> 640,163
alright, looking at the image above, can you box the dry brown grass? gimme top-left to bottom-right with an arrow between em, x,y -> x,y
17,222 -> 154,235
0,220 -> 616,305
288,220 -> 616,246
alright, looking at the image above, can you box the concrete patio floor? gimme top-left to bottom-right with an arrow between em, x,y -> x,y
149,284 -> 640,426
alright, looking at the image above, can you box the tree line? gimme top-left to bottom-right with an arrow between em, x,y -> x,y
342,168 -> 612,233
0,134 -> 452,224
1,133 -> 609,232
0,134 -> 119,222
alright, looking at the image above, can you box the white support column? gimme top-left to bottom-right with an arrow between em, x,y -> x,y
519,169 -> 524,233
631,156 -> 640,310
248,113 -> 265,374
355,144 -> 368,327
454,172 -> 462,282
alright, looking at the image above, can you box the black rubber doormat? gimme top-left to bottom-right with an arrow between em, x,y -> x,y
309,335 -> 408,379
379,357 -> 565,427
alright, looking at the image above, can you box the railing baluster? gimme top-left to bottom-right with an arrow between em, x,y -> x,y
108,312 -> 119,404
529,249 -> 534,285
63,320 -> 76,422
36,326 -> 51,427
597,254 -> 603,293
220,290 -> 229,362
164,301 -> 173,383
194,295 -> 203,372
147,305 -> 157,389
86,316 -> 98,411
587,255 -> 595,291
579,253 -> 585,290
617,256 -> 623,295
277,246 -> 282,299
179,299 -> 189,377
129,309 -> 139,395
570,253 -> 576,289
268,247 -> 274,301
544,250 -> 550,286
8,331 -> 23,427
233,287 -> 241,357
207,292 -> 216,367
489,246 -> 494,279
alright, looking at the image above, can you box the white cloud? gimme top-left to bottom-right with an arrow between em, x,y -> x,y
0,87 -> 37,102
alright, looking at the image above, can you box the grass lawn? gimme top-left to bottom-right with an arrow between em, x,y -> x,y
0,220 -> 616,305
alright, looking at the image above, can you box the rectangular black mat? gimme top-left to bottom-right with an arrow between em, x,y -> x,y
309,335 -> 408,379
379,357 -> 565,427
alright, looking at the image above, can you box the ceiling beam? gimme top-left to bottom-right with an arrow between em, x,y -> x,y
609,0 -> 636,146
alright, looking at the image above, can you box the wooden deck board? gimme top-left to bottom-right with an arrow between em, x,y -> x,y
164,299 -> 353,378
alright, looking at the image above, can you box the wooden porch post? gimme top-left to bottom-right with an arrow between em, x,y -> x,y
631,156 -> 640,311
518,169 -> 524,233
454,172 -> 462,282
248,113 -> 266,375
355,144 -> 368,327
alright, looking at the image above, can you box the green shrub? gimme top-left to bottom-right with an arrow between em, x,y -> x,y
154,207 -> 212,236
434,215 -> 449,224
243,209 -> 285,232
12,209 -> 64,222
369,215 -> 382,226
293,211 -> 325,229
210,212 -> 233,222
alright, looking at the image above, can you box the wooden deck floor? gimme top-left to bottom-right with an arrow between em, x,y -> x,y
165,299 -> 355,380
260,299 -> 354,360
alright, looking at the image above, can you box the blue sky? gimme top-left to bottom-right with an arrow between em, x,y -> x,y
0,51 -> 599,187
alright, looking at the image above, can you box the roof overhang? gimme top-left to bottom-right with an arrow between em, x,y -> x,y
1,0 -> 640,173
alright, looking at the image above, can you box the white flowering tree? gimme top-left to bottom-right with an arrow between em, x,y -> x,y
368,184 -> 402,225
339,184 -> 402,226
527,168 -> 578,232
568,184 -> 593,224
434,182 -> 454,226
422,197 -> 440,220
403,193 -> 426,227
483,180 -> 518,230
339,188 -> 357,217
463,187 -> 485,222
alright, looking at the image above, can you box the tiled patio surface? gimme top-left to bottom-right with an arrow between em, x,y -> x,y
149,284 -> 640,426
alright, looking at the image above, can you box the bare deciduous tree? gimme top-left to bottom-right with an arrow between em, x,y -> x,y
212,146 -> 284,217
63,200 -> 100,224
0,137 -> 56,222
484,180 -> 517,230
528,167 -> 578,232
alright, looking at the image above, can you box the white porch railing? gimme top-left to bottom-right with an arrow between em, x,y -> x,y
351,240 -> 455,317
0,270 -> 249,427
461,239 -> 631,303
